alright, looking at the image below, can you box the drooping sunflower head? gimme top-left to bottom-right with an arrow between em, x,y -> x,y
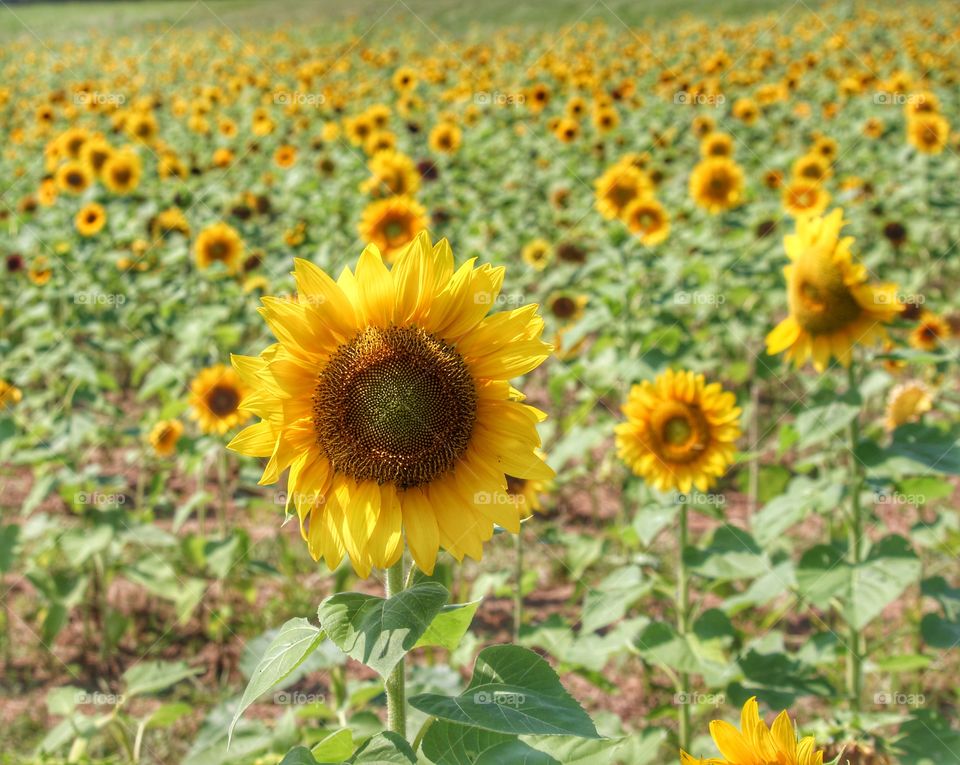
195,222 -> 245,274
616,369 -> 741,494
689,157 -> 744,214
885,381 -> 932,432
358,196 -> 429,262
766,209 -> 903,371
189,364 -> 250,435
148,419 -> 184,456
228,231 -> 553,576
595,163 -> 652,220
622,197 -> 670,246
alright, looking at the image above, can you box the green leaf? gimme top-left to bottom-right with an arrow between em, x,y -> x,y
228,618 -> 326,745
311,729 -> 354,761
920,614 -> 960,649
409,645 -> 601,738
889,424 -> 960,475
474,741 -> 559,764
581,565 -> 649,633
414,600 -> 481,652
123,660 -> 200,698
684,525 -> 771,581
318,583 -> 449,677
280,747 -> 319,765
421,720 -> 515,765
528,731 -> 666,765
894,710 -> 960,765
794,392 -> 860,449
144,702 -> 193,729
0,524 -> 20,573
349,731 -> 416,763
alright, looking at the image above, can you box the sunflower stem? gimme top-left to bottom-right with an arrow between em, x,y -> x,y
217,448 -> 229,537
846,363 -> 864,715
513,524 -> 524,643
677,502 -> 691,751
385,559 -> 407,739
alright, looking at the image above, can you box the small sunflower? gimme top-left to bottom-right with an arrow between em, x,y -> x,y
195,222 -> 245,274
885,381 -> 933,431
521,239 -> 552,271
102,149 -> 141,194
700,132 -> 734,158
909,310 -> 950,351
189,364 -> 250,435
148,419 -> 184,456
428,121 -> 462,154
782,180 -> 830,217
55,161 -> 93,194
689,157 -> 744,214
681,696 -> 825,765
358,196 -> 429,263
361,150 -> 420,197
548,293 -> 588,324
792,153 -> 832,183
75,202 -> 107,236
0,380 -> 22,408
28,256 -> 53,286
595,163 -> 652,220
227,231 -> 553,576
766,209 -> 903,371
907,113 -> 949,154
617,369 -> 740,494
274,144 -> 298,169
622,197 -> 670,245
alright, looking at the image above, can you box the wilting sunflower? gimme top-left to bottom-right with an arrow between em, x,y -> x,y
595,163 -> 652,220
782,180 -> 830,217
227,231 -> 553,576
0,380 -> 22,408
616,369 -> 740,493
766,209 -> 903,371
689,157 -> 744,214
885,381 -> 932,431
148,419 -> 184,456
622,197 -> 670,245
195,222 -> 245,274
102,149 -> 141,194
189,364 -> 250,435
909,310 -> 950,351
55,161 -> 93,194
75,203 -> 107,236
907,113 -> 949,154
681,697 -> 825,765
521,239 -> 551,271
358,196 -> 429,262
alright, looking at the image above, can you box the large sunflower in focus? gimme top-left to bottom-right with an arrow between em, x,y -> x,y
616,369 -> 740,494
190,364 -> 250,435
766,209 -> 902,371
228,232 -> 553,576
358,196 -> 428,262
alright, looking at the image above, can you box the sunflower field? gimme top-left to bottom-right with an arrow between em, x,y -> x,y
1,0 -> 959,763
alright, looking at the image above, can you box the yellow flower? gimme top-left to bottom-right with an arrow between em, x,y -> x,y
102,148 -> 141,194
361,150 -> 420,197
689,157 -> 744,213
909,310 -> 950,351
75,202 -> 107,236
0,380 -> 22,408
766,209 -> 902,371
681,697 -> 824,765
521,239 -> 551,271
80,136 -> 113,175
700,132 -> 734,159
429,121 -> 462,154
148,419 -> 184,456
792,153 -> 832,183
189,364 -> 250,435
274,144 -> 297,169
617,369 -> 740,494
55,160 -> 93,194
548,293 -> 588,324
732,97 -> 760,124
622,197 -> 670,245
907,113 -> 949,154
392,67 -> 417,91
595,163 -> 652,220
227,231 -> 553,576
782,180 -> 830,217
885,381 -> 932,431
195,222 -> 244,273
28,256 -> 53,286
358,196 -> 429,263
553,117 -> 579,143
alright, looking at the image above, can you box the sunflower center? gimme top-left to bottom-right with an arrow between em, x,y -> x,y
208,240 -> 229,260
663,416 -> 692,445
708,173 -> 730,196
384,218 -> 408,242
313,325 -> 477,488
208,385 -> 240,416
609,183 -> 635,206
651,401 -> 710,464
551,296 -> 577,320
789,250 -> 863,335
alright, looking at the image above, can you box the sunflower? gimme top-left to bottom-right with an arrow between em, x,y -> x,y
0,380 -> 22,408
521,239 -> 551,271
28,256 -> 53,286
622,197 -> 670,245
189,364 -> 250,435
616,369 -> 740,494
361,150 -> 420,197
150,207 -> 191,239
907,113 -> 949,154
274,144 -> 297,169
885,381 -> 933,431
700,132 -> 734,158
102,148 -> 141,193
689,157 -> 744,214
595,163 -> 652,220
554,117 -> 580,143
195,222 -> 245,274
148,419 -> 184,456
909,310 -> 950,351
680,697 -> 825,765
506,466 -> 549,516
358,196 -> 429,263
792,153 -> 831,183
732,97 -> 760,124
80,136 -> 113,174
428,121 -> 462,154
548,293 -> 588,324
782,180 -> 830,217
75,202 -> 107,236
227,231 -> 553,576
392,67 -> 417,91
55,161 -> 93,194
766,209 -> 903,371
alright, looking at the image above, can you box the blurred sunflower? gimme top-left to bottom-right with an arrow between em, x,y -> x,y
766,209 -> 902,371
595,163 -> 652,220
792,153 -> 832,183
622,197 -> 670,245
885,381 -> 932,431
907,113 -> 949,154
28,256 -> 53,286
616,369 -> 740,493
0,380 -> 22,408
195,222 -> 244,273
75,202 -> 107,236
227,231 -> 553,576
548,293 -> 588,323
358,196 -> 428,262
148,419 -> 184,456
700,132 -> 734,158
361,150 -> 420,197
274,144 -> 297,169
689,157 -> 744,213
189,364 -> 250,435
102,148 -> 141,194
429,121 -> 462,154
521,239 -> 551,271
782,180 -> 830,217
55,161 -> 93,194
909,310 -> 950,351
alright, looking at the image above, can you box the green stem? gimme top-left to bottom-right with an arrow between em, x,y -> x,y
217,449 -> 229,537
677,502 -> 691,751
513,525 -> 524,643
846,363 -> 864,714
385,560 -> 407,739
411,716 -> 435,753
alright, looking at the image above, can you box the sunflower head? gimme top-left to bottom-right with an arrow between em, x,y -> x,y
102,149 -> 141,194
885,381 -> 932,431
428,121 -> 462,154
0,380 -> 22,408
907,113 -> 949,154
149,419 -> 184,456
189,364 -> 250,435
689,157 -> 744,214
56,161 -> 93,194
910,310 -> 950,351
616,369 -> 740,494
521,239 -> 552,271
195,222 -> 245,274
361,150 -> 420,198
595,163 -> 652,220
75,203 -> 107,236
782,180 -> 830,217
358,196 -> 429,262
622,197 -> 670,246
228,232 -> 553,576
